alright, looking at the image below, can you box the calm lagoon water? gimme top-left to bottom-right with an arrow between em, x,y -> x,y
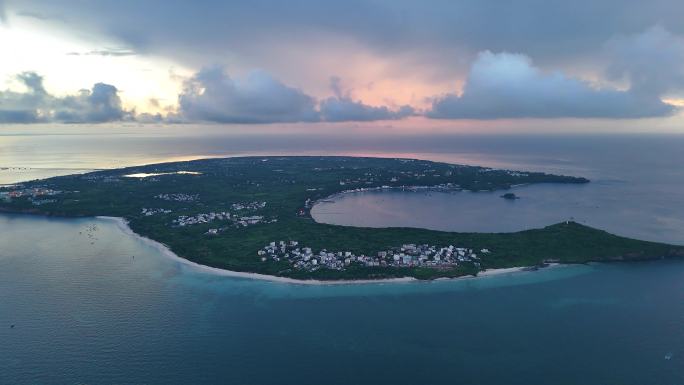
1,128 -> 684,384
311,179 -> 684,245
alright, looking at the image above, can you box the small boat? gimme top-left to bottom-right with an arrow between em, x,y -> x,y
665,353 -> 673,360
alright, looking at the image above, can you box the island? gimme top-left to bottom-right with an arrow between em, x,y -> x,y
1,156 -> 682,281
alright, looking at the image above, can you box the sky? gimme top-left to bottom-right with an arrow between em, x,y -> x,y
1,0 -> 684,131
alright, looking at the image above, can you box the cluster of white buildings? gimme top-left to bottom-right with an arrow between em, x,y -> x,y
258,241 -> 490,272
166,199 -> 274,232
205,216 -> 278,235
155,193 -> 199,202
171,211 -> 277,232
231,201 -> 267,210
173,211 -> 232,226
236,215 -> 276,226
141,208 -> 172,216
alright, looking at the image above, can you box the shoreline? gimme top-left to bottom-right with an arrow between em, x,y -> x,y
97,215 -> 556,286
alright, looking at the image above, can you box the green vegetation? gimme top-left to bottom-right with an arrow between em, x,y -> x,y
1,156 -> 681,281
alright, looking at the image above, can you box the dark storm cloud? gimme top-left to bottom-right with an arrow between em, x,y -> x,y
0,72 -> 131,123
427,52 -> 675,119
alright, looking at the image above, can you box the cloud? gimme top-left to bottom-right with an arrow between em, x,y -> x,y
606,26 -> 684,97
8,1 -> 684,123
178,66 -> 319,124
135,112 -> 164,123
0,72 -> 49,123
0,68 -> 412,124
66,48 -> 136,57
0,0 -> 5,24
0,71 -> 131,123
318,76 -> 414,122
177,68 -> 410,123
9,0 -> 684,84
16,71 -> 46,94
15,10 -> 60,21
329,76 -> 346,99
427,51 -> 675,119
53,83 -> 128,123
320,97 -> 413,122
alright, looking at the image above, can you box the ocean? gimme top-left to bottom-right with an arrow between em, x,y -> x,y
1,126 -> 683,384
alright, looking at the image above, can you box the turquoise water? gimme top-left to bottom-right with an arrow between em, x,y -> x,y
1,214 -> 683,384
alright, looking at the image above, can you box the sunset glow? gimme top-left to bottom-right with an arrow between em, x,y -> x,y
1,1 -> 683,131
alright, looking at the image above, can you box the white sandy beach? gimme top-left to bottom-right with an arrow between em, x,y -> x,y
98,215 -> 558,285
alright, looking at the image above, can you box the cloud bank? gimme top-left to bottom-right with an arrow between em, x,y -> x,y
4,1 -> 684,124
0,68 -> 414,124
319,76 -> 414,122
428,51 -> 675,119
177,67 -> 412,123
0,72 -> 130,123
178,67 -> 319,124
3,27 -> 684,124
319,97 -> 413,122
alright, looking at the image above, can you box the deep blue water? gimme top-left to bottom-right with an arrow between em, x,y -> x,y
2,131 -> 684,384
1,214 -> 683,385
